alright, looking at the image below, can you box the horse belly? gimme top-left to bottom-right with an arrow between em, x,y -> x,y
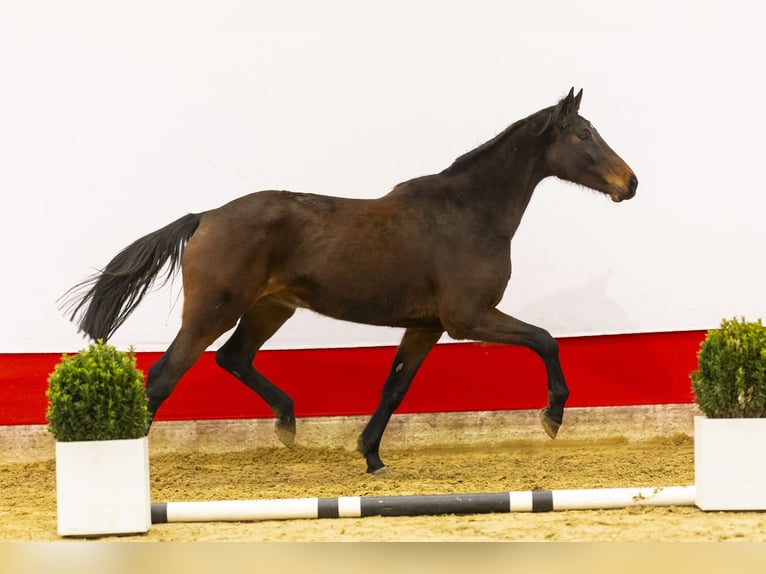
263,193 -> 442,327
272,269 -> 440,329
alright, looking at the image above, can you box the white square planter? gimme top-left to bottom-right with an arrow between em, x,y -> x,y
55,436 -> 151,536
694,416 -> 766,511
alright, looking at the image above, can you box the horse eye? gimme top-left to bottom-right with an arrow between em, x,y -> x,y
577,131 -> 590,141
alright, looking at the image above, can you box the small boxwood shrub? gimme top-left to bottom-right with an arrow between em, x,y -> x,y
691,317 -> 766,418
46,341 -> 150,441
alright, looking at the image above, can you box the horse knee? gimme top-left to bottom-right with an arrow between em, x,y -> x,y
531,327 -> 559,358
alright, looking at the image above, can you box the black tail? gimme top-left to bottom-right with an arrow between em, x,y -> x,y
62,213 -> 201,341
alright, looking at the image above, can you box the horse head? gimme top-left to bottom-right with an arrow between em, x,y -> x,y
541,88 -> 637,203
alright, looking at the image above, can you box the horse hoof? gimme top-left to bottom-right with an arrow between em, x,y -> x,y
539,408 -> 561,439
369,466 -> 389,477
274,421 -> 296,448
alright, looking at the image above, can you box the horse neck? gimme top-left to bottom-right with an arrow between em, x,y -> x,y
442,120 -> 552,238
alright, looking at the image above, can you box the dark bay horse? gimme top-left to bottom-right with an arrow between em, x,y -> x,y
64,89 -> 637,474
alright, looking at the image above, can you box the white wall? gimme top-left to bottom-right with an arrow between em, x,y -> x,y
1,0 -> 764,353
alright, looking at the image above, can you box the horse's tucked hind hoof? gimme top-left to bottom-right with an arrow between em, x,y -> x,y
274,419 -> 296,448
539,408 -> 561,439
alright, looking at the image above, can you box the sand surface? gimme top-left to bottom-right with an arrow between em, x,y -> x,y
2,433 -> 765,541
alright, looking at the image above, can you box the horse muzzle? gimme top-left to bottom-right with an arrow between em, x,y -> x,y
608,173 -> 638,203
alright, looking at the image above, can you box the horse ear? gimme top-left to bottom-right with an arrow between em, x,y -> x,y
538,88 -> 583,136
554,88 -> 582,129
573,88 -> 583,111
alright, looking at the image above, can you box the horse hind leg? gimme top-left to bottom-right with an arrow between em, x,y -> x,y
358,327 -> 443,475
145,250 -> 265,429
215,297 -> 298,447
146,305 -> 245,427
146,332 -> 212,424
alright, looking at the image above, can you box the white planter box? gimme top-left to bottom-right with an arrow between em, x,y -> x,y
55,436 -> 151,536
694,416 -> 766,511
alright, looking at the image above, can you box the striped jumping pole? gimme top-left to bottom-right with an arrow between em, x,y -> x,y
151,485 -> 695,524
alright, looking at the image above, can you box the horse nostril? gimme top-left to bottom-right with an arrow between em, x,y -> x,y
628,174 -> 638,194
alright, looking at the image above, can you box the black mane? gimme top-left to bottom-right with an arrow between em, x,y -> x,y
441,107 -> 553,176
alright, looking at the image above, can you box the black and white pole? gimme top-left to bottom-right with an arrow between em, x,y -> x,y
151,485 -> 695,524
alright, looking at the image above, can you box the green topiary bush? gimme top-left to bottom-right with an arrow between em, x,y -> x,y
691,317 -> 766,418
46,340 -> 150,441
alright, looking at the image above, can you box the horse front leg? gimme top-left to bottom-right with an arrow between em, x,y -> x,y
445,307 -> 569,439
358,327 -> 443,475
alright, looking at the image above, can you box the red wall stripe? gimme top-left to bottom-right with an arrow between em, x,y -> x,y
0,331 -> 704,426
